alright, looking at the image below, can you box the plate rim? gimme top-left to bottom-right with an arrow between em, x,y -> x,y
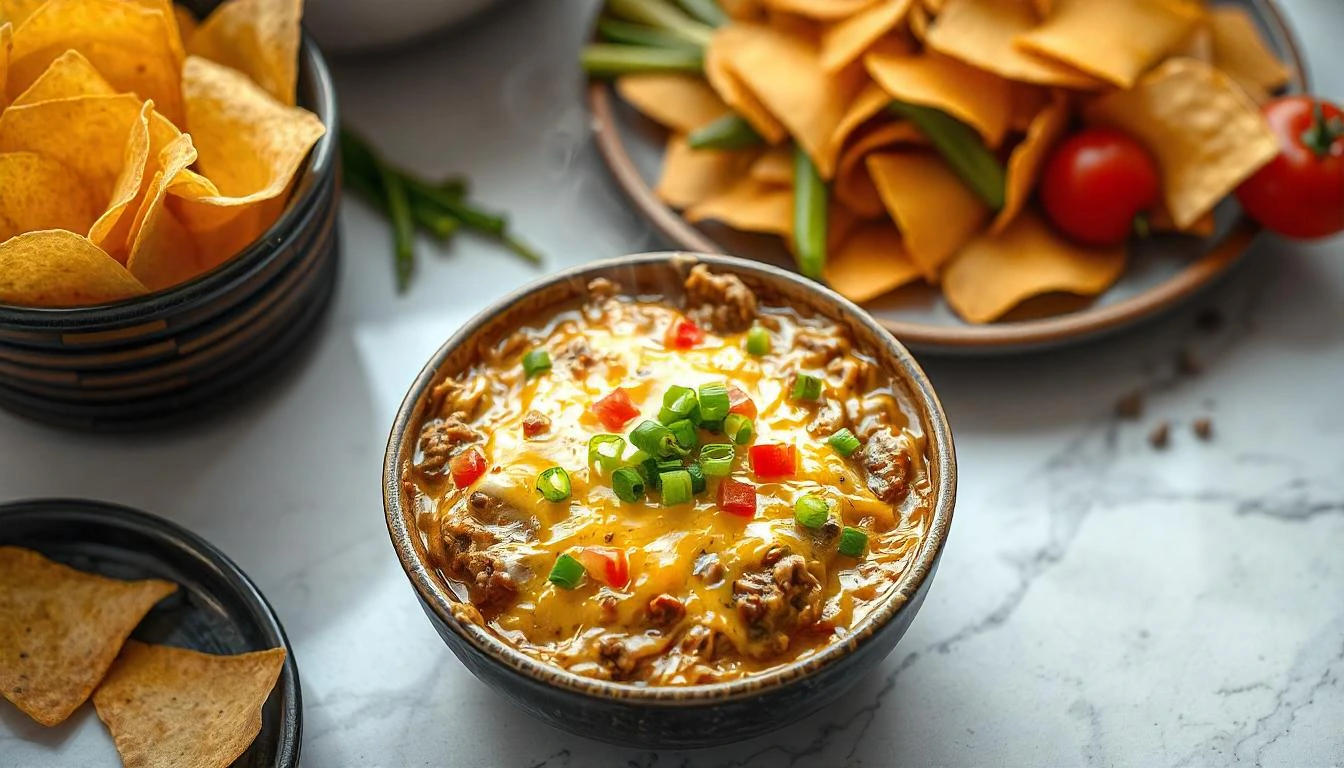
0,498 -> 302,768
586,0 -> 1308,354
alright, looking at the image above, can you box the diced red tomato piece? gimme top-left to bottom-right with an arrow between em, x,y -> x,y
575,546 -> 630,589
716,477 -> 757,518
664,317 -> 705,350
749,444 -> 796,479
591,388 -> 640,431
727,386 -> 757,419
449,447 -> 487,488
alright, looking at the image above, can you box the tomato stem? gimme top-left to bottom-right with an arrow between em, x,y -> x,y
1301,100 -> 1342,158
1132,212 -> 1151,239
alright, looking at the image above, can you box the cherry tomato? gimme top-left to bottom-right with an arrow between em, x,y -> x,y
1040,127 -> 1161,247
574,547 -> 630,589
449,447 -> 486,489
727,385 -> 757,419
748,443 -> 797,479
1235,96 -> 1344,240
716,477 -> 757,518
663,317 -> 705,350
591,388 -> 640,431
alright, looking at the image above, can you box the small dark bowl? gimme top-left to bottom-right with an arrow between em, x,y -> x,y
383,252 -> 957,748
0,10 -> 340,431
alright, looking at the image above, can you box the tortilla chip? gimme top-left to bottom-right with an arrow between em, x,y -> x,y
762,0 -> 879,20
0,0 -> 45,26
907,3 -> 929,41
749,145 -> 793,186
1209,6 -> 1290,94
819,0 -> 913,73
925,0 -> 1106,89
1172,16 -> 1213,63
1014,0 -> 1201,89
824,219 -> 921,302
868,150 -> 991,280
687,176 -> 792,237
0,151 -> 99,240
826,81 -> 895,174
1084,58 -> 1277,230
720,0 -> 764,21
865,42 -> 1012,147
7,0 -> 184,124
0,93 -> 147,206
705,25 -> 787,144
943,210 -> 1126,323
10,49 -> 114,106
714,23 -> 865,178
93,641 -> 285,768
1009,82 -> 1051,132
188,0 -> 300,106
0,23 -> 12,109
656,134 -> 755,209
834,120 -> 926,218
1149,202 -> 1215,238
921,0 -> 944,12
126,134 -> 205,289
0,547 -> 175,725
1029,0 -> 1050,17
88,100 -> 183,262
993,90 -> 1068,233
615,74 -> 731,134
173,4 -> 198,45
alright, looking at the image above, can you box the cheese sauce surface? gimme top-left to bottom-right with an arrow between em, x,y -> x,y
408,270 -> 932,685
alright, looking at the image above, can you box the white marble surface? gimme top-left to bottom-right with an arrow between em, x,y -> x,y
3,1 -> 1344,765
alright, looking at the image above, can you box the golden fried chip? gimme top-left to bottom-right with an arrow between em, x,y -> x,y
715,23 -> 865,178
942,210 -> 1126,323
868,150 -> 990,280
1008,82 -> 1051,132
720,0 -> 764,20
826,81 -> 896,174
1209,6 -> 1291,94
834,120 -> 926,217
705,25 -> 787,144
1014,0 -> 1200,88
762,0 -> 879,20
1084,58 -> 1277,229
93,641 -> 286,768
10,49 -> 114,106
1149,202 -> 1215,238
865,42 -> 1012,146
173,4 -> 199,45
1171,16 -> 1213,63
819,0 -> 913,73
749,145 -> 793,186
0,93 -> 146,205
0,23 -> 11,109
921,0 -> 944,12
0,547 -> 174,724
0,1 -> 44,26
88,100 -> 183,262
907,3 -> 929,41
7,0 -> 184,124
0,152 -> 99,239
188,0 -> 301,106
0,230 -> 148,305
993,90 -> 1068,233
615,74 -> 731,133
687,176 -> 792,237
656,135 -> 756,209
127,134 -> 205,290
925,0 -> 1106,89
824,219 -> 921,302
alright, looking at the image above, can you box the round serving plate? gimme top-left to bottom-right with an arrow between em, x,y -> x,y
587,0 -> 1306,355
0,499 -> 302,768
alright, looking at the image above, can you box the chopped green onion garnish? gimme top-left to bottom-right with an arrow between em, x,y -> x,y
746,325 -> 771,356
639,456 -> 662,490
792,373 -> 823,401
794,495 -> 829,529
838,526 -> 868,558
611,466 -> 645,503
587,434 -> 627,477
548,553 -> 586,589
535,466 -> 571,502
630,419 -> 687,458
667,419 -> 698,451
700,418 -> 724,433
660,469 -> 694,506
724,413 -> 754,445
686,462 -> 706,494
697,383 -> 730,422
828,428 -> 861,458
658,385 -> 699,425
699,443 -> 734,476
522,349 -> 551,378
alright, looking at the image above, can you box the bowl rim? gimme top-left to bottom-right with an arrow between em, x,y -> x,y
383,251 -> 957,704
0,30 -> 338,327
584,0 -> 1307,355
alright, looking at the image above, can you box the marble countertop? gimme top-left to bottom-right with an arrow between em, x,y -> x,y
3,0 -> 1342,765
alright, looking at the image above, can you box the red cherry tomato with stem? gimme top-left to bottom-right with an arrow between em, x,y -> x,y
1040,127 -> 1162,247
1235,96 -> 1344,241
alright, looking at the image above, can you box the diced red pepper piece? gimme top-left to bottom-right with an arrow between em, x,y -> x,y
716,477 -> 757,518
664,317 -> 705,350
449,447 -> 487,488
591,388 -> 640,431
727,385 -> 757,419
749,444 -> 796,479
575,546 -> 631,589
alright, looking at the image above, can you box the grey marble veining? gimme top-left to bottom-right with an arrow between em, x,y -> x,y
1,0 -> 1342,766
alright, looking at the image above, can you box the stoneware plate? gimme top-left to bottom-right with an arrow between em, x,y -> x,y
587,0 -> 1306,355
0,499 -> 301,767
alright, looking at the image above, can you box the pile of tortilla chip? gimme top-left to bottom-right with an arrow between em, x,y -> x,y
0,546 -> 287,768
613,0 -> 1290,323
0,0 -> 323,308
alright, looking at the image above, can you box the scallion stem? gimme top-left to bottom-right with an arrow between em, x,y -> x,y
792,144 -> 828,280
687,113 -> 763,150
887,100 -> 1006,210
582,44 -> 705,78
606,0 -> 715,48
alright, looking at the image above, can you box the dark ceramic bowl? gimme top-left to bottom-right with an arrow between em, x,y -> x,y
0,8 -> 339,431
383,252 -> 957,748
